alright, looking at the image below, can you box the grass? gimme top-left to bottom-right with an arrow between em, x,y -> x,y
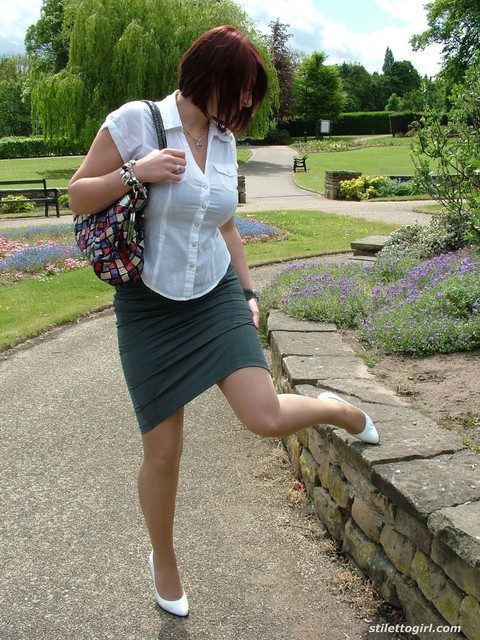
293,145 -> 418,194
239,210 -> 398,263
0,156 -> 84,188
0,269 -> 113,348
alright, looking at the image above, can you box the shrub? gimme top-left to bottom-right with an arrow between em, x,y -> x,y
339,175 -> 390,200
262,247 -> 480,356
0,195 -> 36,214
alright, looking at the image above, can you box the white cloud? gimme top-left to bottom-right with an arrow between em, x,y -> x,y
0,0 -> 42,40
238,0 -> 442,77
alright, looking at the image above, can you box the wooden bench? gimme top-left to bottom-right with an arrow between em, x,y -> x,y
0,179 -> 60,217
293,155 -> 308,172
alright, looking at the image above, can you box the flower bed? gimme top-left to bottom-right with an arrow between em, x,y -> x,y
264,247 -> 480,356
0,218 -> 283,285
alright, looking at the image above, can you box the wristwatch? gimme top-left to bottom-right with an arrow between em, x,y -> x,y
243,288 -> 260,301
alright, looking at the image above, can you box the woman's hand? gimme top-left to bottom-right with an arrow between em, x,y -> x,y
134,148 -> 187,183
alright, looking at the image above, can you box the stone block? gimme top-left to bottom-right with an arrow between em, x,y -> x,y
459,595 -> 480,640
267,310 -> 335,334
283,434 -> 302,476
333,403 -> 464,475
394,573 -> 465,640
308,427 -> 329,463
299,448 -> 320,496
296,428 -> 310,448
428,500 -> 480,569
380,524 -> 416,577
343,519 -> 400,607
341,461 -> 396,523
312,486 -> 346,541
352,496 -> 384,542
283,354 -> 373,386
431,537 -> 480,602
395,507 -> 432,554
411,549 -> 463,626
372,451 -> 480,522
270,330 -> 352,360
329,465 -> 352,509
350,235 -> 389,253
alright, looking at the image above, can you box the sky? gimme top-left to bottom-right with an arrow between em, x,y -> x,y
0,0 -> 441,77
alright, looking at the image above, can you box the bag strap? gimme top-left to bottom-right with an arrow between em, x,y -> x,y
142,99 -> 168,149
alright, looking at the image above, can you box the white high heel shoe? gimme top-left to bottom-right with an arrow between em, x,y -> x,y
317,391 -> 380,444
148,551 -> 189,617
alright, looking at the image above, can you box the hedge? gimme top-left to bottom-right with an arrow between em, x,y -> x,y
0,136 -> 87,159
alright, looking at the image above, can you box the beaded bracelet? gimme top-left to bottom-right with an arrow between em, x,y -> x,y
120,160 -> 142,188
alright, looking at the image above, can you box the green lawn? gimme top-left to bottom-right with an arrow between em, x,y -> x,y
0,156 -> 84,188
294,145 -> 418,194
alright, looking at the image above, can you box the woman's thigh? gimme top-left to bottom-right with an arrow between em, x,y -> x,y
217,367 -> 281,435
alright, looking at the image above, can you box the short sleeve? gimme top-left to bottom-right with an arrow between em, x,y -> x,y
100,101 -> 149,163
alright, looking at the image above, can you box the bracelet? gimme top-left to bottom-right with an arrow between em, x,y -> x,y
120,160 -> 142,188
243,288 -> 260,301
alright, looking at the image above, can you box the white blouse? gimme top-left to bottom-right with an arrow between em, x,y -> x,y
101,91 -> 237,300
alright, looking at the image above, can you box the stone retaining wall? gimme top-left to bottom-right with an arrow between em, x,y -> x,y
325,170 -> 362,199
268,310 -> 480,640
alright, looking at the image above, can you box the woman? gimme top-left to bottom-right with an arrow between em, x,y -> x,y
68,25 -> 379,618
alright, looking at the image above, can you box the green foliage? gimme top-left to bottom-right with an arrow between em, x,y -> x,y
381,209 -> 473,259
339,175 -> 423,200
339,176 -> 389,200
262,247 -> 480,356
0,136 -> 85,159
389,112 -> 421,136
332,112 -> 393,135
335,62 -> 376,112
410,58 -> 480,247
295,52 -> 346,124
411,0 -> 480,84
31,0 -> 278,146
0,195 -> 36,214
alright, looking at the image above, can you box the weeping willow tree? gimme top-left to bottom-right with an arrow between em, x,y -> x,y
31,0 -> 278,147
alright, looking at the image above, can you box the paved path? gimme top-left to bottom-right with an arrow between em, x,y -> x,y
1,148 -> 413,640
238,145 -> 432,228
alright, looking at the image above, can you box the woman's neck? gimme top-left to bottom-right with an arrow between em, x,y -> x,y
176,92 -> 210,136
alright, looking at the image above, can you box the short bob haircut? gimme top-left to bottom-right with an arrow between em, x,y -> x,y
178,25 -> 268,134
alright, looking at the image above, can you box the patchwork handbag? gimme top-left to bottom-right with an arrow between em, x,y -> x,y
74,100 -> 167,287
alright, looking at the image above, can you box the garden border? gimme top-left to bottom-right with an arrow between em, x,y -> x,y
268,309 -> 480,640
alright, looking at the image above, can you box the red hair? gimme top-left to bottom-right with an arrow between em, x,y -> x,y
178,25 -> 268,133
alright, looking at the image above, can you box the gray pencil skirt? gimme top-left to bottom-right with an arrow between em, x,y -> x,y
113,264 -> 269,434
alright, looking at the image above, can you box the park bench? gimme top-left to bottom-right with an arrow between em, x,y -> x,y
293,155 -> 308,172
0,179 -> 60,217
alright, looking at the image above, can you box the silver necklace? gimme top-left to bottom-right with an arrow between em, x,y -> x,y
183,123 -> 209,151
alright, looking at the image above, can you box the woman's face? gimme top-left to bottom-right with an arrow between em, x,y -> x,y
206,88 -> 253,121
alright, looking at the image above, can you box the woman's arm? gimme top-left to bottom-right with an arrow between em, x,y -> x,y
220,216 -> 260,330
68,128 -> 186,216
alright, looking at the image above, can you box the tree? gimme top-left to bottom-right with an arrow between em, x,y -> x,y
336,62 -> 375,111
411,0 -> 480,83
385,93 -> 401,112
411,57 -> 480,248
0,55 -> 31,136
25,0 -> 69,74
382,46 -> 395,73
267,20 -> 296,122
383,60 -> 422,97
295,52 -> 345,131
30,0 -> 278,146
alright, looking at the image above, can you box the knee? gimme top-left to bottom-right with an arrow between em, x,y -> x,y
241,412 -> 283,438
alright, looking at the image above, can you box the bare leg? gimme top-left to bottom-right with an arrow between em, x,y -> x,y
138,408 -> 184,600
218,367 -> 369,438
